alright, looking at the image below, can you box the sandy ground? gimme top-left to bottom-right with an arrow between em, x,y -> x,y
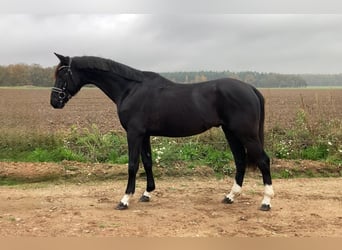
0,176 -> 341,237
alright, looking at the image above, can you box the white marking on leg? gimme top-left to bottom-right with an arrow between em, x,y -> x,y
120,194 -> 132,206
261,184 -> 274,206
143,190 -> 151,198
225,181 -> 242,202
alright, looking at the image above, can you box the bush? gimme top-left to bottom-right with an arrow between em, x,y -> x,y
66,125 -> 128,163
266,109 -> 341,163
150,135 -> 233,175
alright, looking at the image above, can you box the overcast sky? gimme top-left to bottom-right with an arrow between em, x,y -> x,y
1,13 -> 342,74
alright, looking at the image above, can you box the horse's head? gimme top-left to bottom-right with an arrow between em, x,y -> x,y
50,53 -> 80,109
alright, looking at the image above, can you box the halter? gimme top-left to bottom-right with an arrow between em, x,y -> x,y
52,57 -> 73,102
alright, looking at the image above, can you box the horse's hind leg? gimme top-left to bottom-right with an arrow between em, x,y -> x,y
222,127 -> 247,204
245,141 -> 274,211
139,135 -> 155,202
258,150 -> 274,211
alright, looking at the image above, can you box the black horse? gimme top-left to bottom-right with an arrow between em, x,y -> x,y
51,53 -> 274,211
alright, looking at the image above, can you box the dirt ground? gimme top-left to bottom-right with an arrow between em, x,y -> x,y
0,175 -> 341,237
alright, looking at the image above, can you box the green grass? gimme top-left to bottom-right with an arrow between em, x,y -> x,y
0,108 -> 341,179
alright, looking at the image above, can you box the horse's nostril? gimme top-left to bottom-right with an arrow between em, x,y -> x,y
50,98 -> 64,109
59,92 -> 66,99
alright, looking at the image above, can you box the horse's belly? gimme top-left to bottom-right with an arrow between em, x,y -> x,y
149,116 -> 220,137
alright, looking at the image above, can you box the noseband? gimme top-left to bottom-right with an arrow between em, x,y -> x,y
52,58 -> 73,102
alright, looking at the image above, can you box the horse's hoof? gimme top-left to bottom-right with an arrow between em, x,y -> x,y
139,195 -> 150,202
115,202 -> 128,210
222,197 -> 234,204
260,204 -> 271,211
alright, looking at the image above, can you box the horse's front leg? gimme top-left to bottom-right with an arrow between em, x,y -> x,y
139,135 -> 155,202
116,132 -> 143,210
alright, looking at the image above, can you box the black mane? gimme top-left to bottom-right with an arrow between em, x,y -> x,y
73,56 -> 144,82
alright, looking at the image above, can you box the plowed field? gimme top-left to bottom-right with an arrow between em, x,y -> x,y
1,88 -> 341,133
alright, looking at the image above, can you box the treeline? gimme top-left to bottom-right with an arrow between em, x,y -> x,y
161,71 -> 308,88
0,64 -> 55,87
301,74 -> 342,87
1,63 -> 342,87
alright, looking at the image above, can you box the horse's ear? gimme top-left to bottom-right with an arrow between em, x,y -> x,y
54,53 -> 69,65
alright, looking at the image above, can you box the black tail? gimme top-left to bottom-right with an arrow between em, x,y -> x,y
251,86 -> 265,147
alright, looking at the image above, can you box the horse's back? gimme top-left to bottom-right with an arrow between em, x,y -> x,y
145,81 -> 222,136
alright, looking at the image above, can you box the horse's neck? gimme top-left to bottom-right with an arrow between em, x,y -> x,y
82,70 -> 136,105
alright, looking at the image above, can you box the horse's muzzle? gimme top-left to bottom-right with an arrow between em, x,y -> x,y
50,96 -> 66,109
